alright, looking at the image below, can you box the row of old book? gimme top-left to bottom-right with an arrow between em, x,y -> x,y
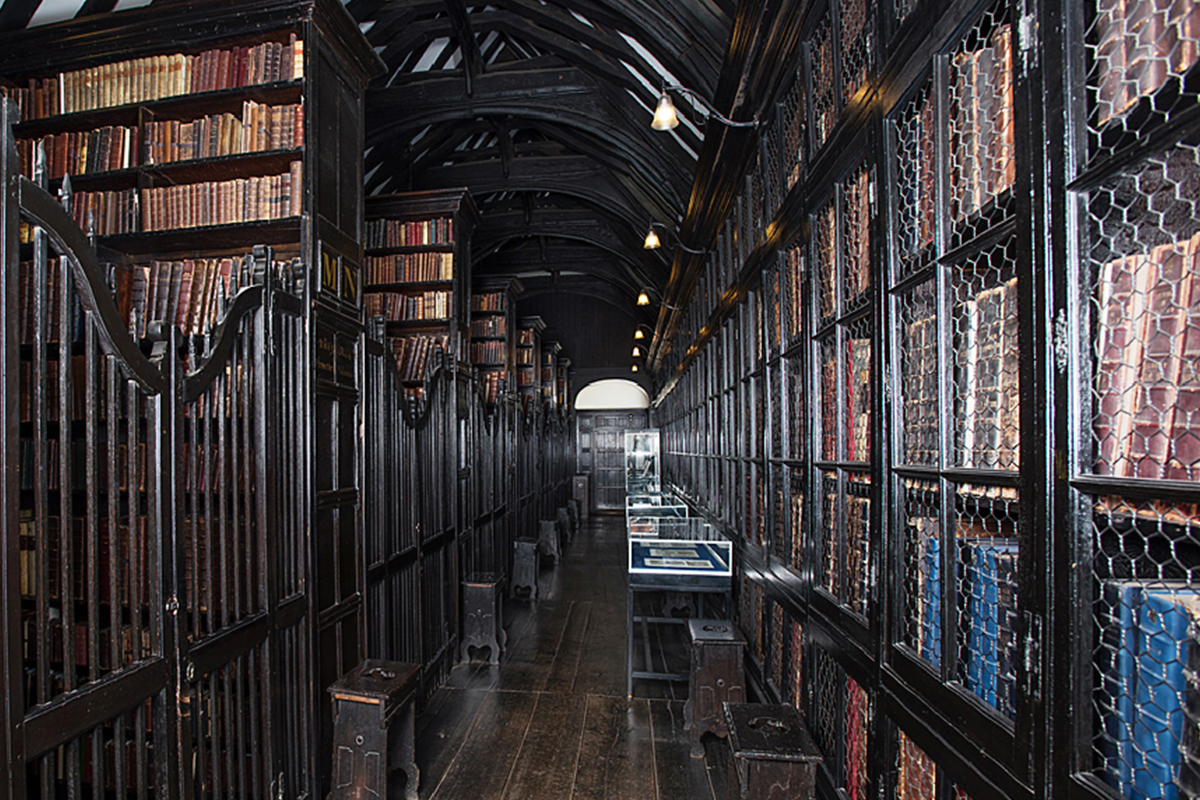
364,290 -> 451,322
141,163 -> 303,231
3,34 -> 303,120
480,370 -> 506,405
950,22 -> 1015,223
471,291 -> 508,312
1092,0 -> 1200,127
1094,232 -> 1200,484
469,340 -> 507,365
470,316 -> 506,338
365,251 -> 454,284
364,216 -> 454,249
899,276 -> 1020,470
388,333 -> 448,383
143,101 -> 303,164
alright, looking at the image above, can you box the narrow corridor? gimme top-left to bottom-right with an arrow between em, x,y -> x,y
415,515 -> 731,800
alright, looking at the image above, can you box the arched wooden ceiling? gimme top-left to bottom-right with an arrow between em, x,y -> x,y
0,0 -> 808,380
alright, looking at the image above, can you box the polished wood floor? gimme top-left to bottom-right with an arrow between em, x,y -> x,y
414,514 -> 731,800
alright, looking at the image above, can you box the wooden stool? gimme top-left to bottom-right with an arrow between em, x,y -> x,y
724,702 -> 822,800
328,659 -> 421,800
512,539 -> 538,599
685,619 -> 746,758
539,519 -> 561,564
461,572 -> 506,664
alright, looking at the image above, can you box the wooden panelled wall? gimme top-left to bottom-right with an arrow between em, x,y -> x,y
653,0 -> 1200,798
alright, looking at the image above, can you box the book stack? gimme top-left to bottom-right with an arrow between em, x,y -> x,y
139,163 -> 302,230
950,23 -> 1014,221
846,676 -> 870,800
143,101 -> 303,164
903,310 -> 939,464
897,92 -> 937,263
364,290 -> 450,322
69,188 -> 138,235
1094,232 -> 1200,483
961,536 -> 1019,719
364,216 -> 453,248
471,291 -> 506,312
469,340 -> 506,365
365,251 -> 454,283
1,34 -> 303,120
845,493 -> 870,615
1092,0 -> 1200,126
481,370 -> 505,404
470,317 -> 506,338
896,730 -> 938,800
957,276 -> 1020,470
846,337 -> 871,461
17,125 -> 138,179
816,203 -> 838,319
844,167 -> 872,301
388,334 -> 447,382
1098,581 -> 1200,800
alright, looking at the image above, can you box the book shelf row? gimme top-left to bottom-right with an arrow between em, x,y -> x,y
365,251 -> 454,284
1,34 -> 303,120
365,290 -> 450,322
364,216 -> 453,249
13,101 -> 303,180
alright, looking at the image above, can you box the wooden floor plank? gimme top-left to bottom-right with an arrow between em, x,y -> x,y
495,599 -> 579,692
571,695 -> 657,800
543,601 -> 592,693
415,688 -> 491,793
501,692 -> 588,800
649,699 -> 717,800
429,690 -> 537,800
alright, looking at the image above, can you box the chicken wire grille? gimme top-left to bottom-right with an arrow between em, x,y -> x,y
840,0 -> 874,103
893,79 -> 937,278
821,471 -> 842,597
816,196 -> 839,322
781,67 -> 807,191
948,4 -> 1015,250
1089,495 -> 1200,799
898,277 -> 940,468
1085,0 -> 1200,161
846,316 -> 873,464
810,10 -> 837,153
844,163 -> 873,309
896,728 -> 939,800
951,237 -> 1020,472
812,643 -> 846,782
846,472 -> 872,618
954,483 -> 1020,721
1087,143 -> 1200,483
902,478 -> 943,667
821,334 -> 840,461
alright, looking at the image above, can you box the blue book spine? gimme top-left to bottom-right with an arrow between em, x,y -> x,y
1100,580 -> 1142,797
963,538 -> 1018,714
920,521 -> 941,666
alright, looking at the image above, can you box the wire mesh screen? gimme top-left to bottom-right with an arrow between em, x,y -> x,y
810,10 -> 837,153
786,245 -> 805,346
896,728 -> 939,799
791,467 -> 806,572
1086,0 -> 1200,161
846,319 -> 872,463
951,238 -> 1020,471
821,471 -> 841,597
948,4 -> 1014,249
899,278 -> 940,467
846,675 -> 871,800
844,164 -> 872,308
781,67 -> 806,191
846,473 -> 872,617
815,197 -> 839,322
1088,145 -> 1200,482
771,600 -> 786,692
789,620 -> 805,709
902,478 -> 942,666
812,644 -> 846,785
840,0 -> 874,103
821,334 -> 839,460
788,354 -> 806,460
773,464 -> 787,561
955,484 -> 1020,720
1090,496 -> 1200,797
893,80 -> 936,277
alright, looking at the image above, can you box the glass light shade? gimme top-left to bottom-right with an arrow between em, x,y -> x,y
643,227 -> 661,249
632,346 -> 642,357
631,364 -> 639,372
637,291 -> 650,306
650,92 -> 679,131
634,329 -> 644,339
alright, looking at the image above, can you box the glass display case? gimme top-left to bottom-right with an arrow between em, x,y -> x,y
625,430 -> 661,494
